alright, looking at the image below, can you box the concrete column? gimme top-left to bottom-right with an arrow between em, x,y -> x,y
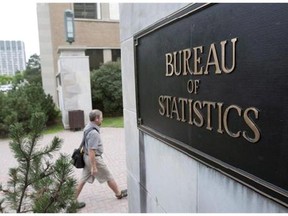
101,3 -> 110,20
57,48 -> 92,129
37,3 -> 58,105
103,49 -> 112,63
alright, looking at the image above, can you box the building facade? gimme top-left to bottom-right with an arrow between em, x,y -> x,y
37,3 -> 120,107
0,40 -> 26,76
37,3 -> 120,128
119,3 -> 288,213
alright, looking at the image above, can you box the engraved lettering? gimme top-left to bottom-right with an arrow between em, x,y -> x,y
223,105 -> 241,138
158,95 -> 165,116
165,53 -> 174,76
203,101 -> 216,131
204,43 -> 221,74
193,46 -> 204,75
221,38 -> 238,74
217,102 -> 224,134
193,101 -> 204,127
171,96 -> 181,120
183,49 -> 193,75
243,107 -> 261,143
178,97 -> 188,122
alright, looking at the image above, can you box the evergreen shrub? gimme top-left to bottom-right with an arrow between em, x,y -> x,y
0,84 -> 59,137
90,60 -> 123,116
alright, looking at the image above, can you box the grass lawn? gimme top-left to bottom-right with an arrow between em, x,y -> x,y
44,116 -> 124,134
102,116 -> 124,128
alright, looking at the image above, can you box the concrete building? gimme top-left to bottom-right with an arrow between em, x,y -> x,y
0,40 -> 26,76
119,3 -> 288,213
37,3 -> 120,129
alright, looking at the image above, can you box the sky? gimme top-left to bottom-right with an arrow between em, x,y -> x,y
0,1 -> 40,61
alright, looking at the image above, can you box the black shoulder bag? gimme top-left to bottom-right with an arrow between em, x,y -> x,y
71,127 -> 99,168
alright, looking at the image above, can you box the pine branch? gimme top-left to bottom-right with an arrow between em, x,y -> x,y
17,138 -> 36,212
43,155 -> 67,212
17,163 -> 30,213
14,114 -> 45,213
43,182 -> 63,213
5,112 -> 77,213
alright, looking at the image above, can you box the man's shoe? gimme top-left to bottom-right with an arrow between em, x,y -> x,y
116,189 -> 128,199
76,201 -> 86,209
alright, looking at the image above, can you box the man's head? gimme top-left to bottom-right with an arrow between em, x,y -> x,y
89,109 -> 103,126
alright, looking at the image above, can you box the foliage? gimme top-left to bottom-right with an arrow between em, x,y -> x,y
0,83 -> 59,137
0,75 -> 13,85
12,72 -> 25,86
23,54 -> 42,86
0,113 -> 77,213
90,60 -> 123,116
0,54 -> 41,87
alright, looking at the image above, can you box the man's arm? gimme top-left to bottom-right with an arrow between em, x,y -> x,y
89,148 -> 97,176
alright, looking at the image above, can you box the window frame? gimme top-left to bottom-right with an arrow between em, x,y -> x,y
73,3 -> 101,20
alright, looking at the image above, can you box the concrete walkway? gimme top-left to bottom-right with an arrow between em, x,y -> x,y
0,128 -> 128,213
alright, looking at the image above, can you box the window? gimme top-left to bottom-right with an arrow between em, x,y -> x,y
112,49 -> 121,62
74,3 -> 99,19
0,41 -> 4,50
12,41 -> 16,50
6,42 -> 10,50
17,41 -> 23,50
85,49 -> 103,71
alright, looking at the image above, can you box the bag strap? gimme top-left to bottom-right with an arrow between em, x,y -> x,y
79,127 -> 99,149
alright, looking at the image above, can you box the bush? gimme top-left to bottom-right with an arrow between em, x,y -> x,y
90,61 -> 123,116
0,84 -> 59,137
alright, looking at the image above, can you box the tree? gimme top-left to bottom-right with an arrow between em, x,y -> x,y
0,75 -> 13,85
26,54 -> 41,70
90,60 -> 123,116
23,54 -> 42,86
12,72 -> 25,86
0,112 -> 78,213
0,83 -> 59,137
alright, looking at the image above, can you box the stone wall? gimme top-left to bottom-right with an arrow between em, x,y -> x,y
119,3 -> 288,213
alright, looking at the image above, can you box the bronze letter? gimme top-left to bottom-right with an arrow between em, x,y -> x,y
193,46 -> 203,75
203,101 -> 216,131
217,102 -> 224,134
183,49 -> 193,75
159,96 -> 165,116
193,101 -> 204,127
178,97 -> 188,122
243,107 -> 261,143
221,38 -> 238,74
171,97 -> 181,121
188,99 -> 194,125
204,43 -> 221,74
174,51 -> 182,76
164,96 -> 172,118
223,105 -> 241,138
165,53 -> 174,76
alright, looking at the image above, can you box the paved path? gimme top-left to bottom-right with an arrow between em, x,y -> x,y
0,128 -> 128,213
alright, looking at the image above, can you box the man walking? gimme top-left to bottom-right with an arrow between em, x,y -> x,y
76,109 -> 127,209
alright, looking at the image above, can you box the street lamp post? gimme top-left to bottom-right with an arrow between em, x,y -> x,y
64,9 -> 75,44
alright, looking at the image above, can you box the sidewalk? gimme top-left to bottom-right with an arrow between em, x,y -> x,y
0,128 -> 128,213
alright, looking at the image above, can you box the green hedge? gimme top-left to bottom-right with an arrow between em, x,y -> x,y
90,60 -> 123,116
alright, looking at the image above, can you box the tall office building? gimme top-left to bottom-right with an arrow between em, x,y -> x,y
0,40 -> 26,76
